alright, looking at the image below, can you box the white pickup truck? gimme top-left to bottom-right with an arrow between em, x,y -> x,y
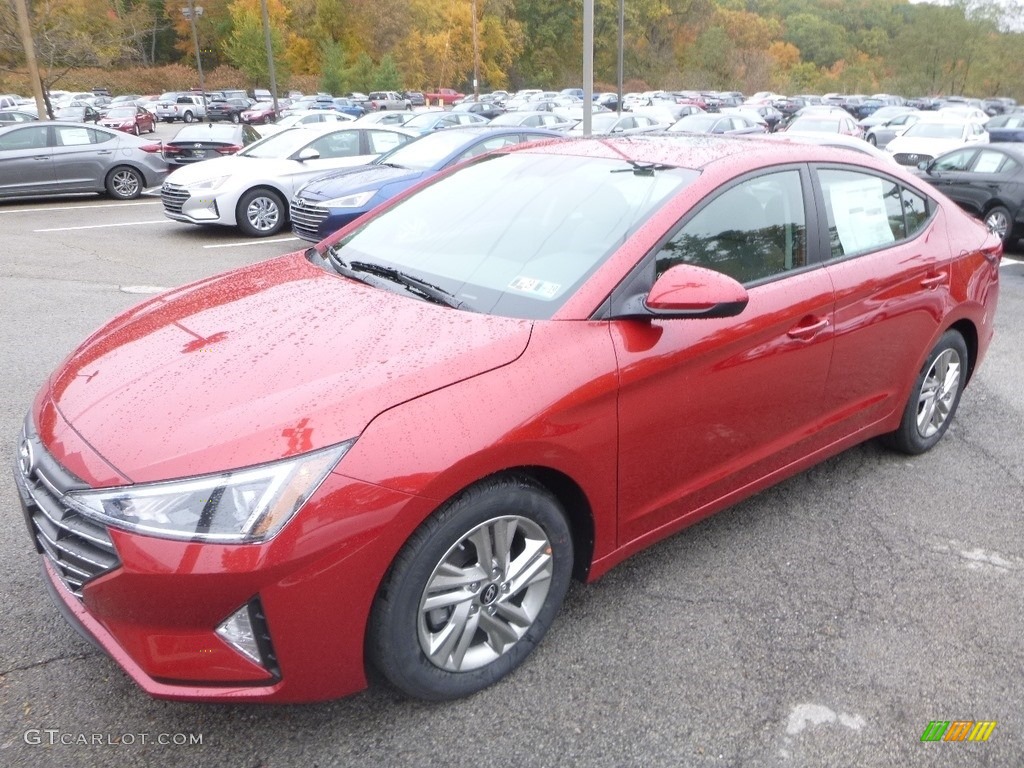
155,93 -> 208,123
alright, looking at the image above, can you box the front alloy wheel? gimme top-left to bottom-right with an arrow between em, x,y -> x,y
368,476 -> 573,700
418,515 -> 554,672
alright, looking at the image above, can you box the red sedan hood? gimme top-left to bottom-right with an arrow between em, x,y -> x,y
48,254 -> 532,484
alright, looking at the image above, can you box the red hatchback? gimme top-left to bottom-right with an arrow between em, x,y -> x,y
16,136 -> 1000,704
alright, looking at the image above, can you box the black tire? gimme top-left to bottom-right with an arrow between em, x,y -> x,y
133,124 -> 140,136
367,475 -> 574,701
231,112 -> 240,124
984,204 -> 1014,247
183,110 -> 194,123
867,133 -> 877,146
235,187 -> 286,236
105,165 -> 144,200
884,330 -> 969,455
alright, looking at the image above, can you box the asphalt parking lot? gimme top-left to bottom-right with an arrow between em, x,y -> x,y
0,189 -> 1022,768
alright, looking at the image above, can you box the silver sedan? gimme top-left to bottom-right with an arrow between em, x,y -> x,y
0,121 -> 169,199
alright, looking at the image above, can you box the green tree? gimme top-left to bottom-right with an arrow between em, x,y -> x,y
347,51 -> 375,94
783,12 -> 849,68
374,54 -> 403,90
319,38 -> 348,95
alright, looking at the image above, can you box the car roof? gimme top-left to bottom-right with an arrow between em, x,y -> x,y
512,133 -> 888,172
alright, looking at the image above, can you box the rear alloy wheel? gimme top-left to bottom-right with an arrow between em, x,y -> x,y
368,476 -> 573,701
236,187 -> 286,236
885,330 -> 968,454
231,112 -> 240,124
105,166 -> 144,200
985,205 -> 1012,246
183,111 -> 194,123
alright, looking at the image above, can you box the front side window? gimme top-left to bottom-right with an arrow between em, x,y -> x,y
0,125 -> 49,150
818,169 -> 931,258
655,170 -> 807,284
933,149 -> 975,172
310,130 -> 361,158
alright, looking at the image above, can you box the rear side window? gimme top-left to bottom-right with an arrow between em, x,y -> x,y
818,169 -> 930,258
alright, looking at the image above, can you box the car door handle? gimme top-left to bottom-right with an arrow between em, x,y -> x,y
787,317 -> 829,339
33,155 -> 49,160
920,272 -> 947,288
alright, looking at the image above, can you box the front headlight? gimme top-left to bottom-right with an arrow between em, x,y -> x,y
323,190 -> 377,209
64,441 -> 354,543
187,175 -> 231,191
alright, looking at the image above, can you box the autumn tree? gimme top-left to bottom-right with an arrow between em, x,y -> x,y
222,0 -> 289,86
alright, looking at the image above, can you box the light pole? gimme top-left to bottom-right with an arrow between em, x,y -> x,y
182,2 -> 206,112
583,0 -> 593,136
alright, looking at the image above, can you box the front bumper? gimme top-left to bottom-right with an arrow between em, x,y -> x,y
161,182 -> 224,224
15,422 -> 430,703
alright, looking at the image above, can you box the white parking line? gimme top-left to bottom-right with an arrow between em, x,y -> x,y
2,201 -> 161,215
34,220 -> 166,232
202,237 -> 300,249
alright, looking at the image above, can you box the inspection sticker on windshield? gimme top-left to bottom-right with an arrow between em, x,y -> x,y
508,276 -> 561,298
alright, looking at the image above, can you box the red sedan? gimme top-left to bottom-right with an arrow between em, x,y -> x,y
15,136 -> 1000,704
98,104 -> 156,135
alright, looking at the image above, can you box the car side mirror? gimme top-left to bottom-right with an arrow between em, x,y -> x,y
296,147 -> 320,162
918,160 -> 931,171
613,264 -> 749,320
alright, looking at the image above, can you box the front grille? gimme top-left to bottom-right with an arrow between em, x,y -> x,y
16,431 -> 120,599
162,183 -> 191,215
893,152 -> 933,166
290,197 -> 329,241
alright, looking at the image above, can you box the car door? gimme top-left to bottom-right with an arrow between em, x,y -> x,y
612,167 -> 836,543
814,165 -> 949,437
284,129 -> 375,194
0,124 -> 54,196
51,125 -> 117,192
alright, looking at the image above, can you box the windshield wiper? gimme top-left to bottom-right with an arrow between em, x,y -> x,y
611,160 -> 677,176
349,261 -> 466,309
327,253 -> 466,309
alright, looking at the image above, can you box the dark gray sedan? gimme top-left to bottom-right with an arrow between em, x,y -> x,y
668,113 -> 766,135
0,121 -> 169,200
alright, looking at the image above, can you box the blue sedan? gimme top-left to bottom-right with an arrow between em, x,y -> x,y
985,113 -> 1024,143
290,126 -> 562,242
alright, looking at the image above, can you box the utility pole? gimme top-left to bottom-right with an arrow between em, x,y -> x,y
182,1 -> 206,112
260,0 -> 279,114
472,0 -> 480,99
617,0 -> 624,115
13,0 -> 46,119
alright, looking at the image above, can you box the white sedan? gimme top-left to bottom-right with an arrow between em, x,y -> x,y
885,115 -> 988,169
256,110 -> 355,137
160,124 -> 416,236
